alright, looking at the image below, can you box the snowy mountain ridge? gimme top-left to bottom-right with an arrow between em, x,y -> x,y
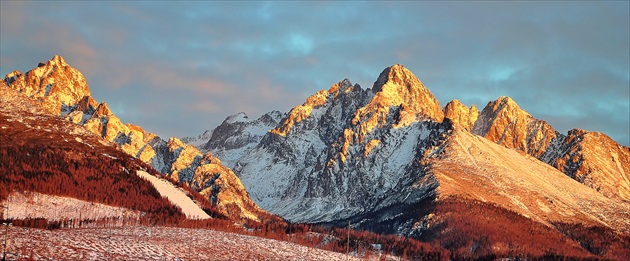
198,64 -> 630,239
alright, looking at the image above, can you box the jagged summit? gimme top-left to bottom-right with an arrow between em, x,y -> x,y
3,54 -> 91,115
270,78 -> 363,136
369,65 -> 442,120
473,96 -> 557,157
373,64 -> 417,92
328,78 -> 361,96
43,54 -> 68,67
352,64 -> 443,135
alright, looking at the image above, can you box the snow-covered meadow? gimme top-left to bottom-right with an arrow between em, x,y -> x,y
2,191 -> 142,221
1,226 -> 369,261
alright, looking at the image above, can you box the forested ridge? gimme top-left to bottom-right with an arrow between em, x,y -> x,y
0,112 -> 189,222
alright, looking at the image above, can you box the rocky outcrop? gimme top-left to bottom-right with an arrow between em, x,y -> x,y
472,96 -> 558,158
443,99 -> 478,131
161,137 -> 264,220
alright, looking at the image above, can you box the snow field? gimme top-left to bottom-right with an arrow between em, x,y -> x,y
136,170 -> 210,220
2,191 -> 142,221
2,226 -> 368,261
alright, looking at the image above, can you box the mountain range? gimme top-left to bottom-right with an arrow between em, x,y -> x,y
3,56 -> 630,259
194,64 -> 630,257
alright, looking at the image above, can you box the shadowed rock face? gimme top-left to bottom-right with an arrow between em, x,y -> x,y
200,111 -> 285,169
3,55 -> 268,221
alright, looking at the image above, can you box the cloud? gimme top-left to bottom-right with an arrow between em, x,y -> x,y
1,1 -> 628,145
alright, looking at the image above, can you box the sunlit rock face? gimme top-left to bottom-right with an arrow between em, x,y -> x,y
540,129 -> 630,202
472,96 -> 558,158
209,65 -> 451,223
3,55 -> 268,221
4,55 -> 91,116
470,96 -> 630,202
202,64 -> 629,239
443,99 -> 478,131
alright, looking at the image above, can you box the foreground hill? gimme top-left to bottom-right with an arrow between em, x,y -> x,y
0,84 -> 185,222
199,64 -> 630,258
2,55 -> 268,222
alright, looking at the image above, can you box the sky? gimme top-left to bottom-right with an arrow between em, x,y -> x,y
1,1 -> 629,146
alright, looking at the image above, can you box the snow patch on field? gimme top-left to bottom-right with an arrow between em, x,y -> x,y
1,191 -> 142,221
136,171 -> 210,220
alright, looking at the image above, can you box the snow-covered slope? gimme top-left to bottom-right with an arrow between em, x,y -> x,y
2,192 -> 142,221
6,226 -> 366,261
201,111 -> 285,168
431,128 -> 630,233
136,171 -> 209,219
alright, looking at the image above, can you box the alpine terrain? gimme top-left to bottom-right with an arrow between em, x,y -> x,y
197,64 -> 630,258
3,55 -> 629,259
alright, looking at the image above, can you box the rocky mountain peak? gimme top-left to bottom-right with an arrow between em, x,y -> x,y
443,99 -> 478,131
351,64 -> 443,137
4,55 -> 91,115
472,96 -> 558,157
328,78 -> 361,96
372,64 -> 416,92
270,79 -> 355,137
492,96 -> 519,111
39,55 -> 68,68
92,102 -> 113,118
372,65 -> 442,121
225,112 -> 250,124
4,70 -> 22,85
